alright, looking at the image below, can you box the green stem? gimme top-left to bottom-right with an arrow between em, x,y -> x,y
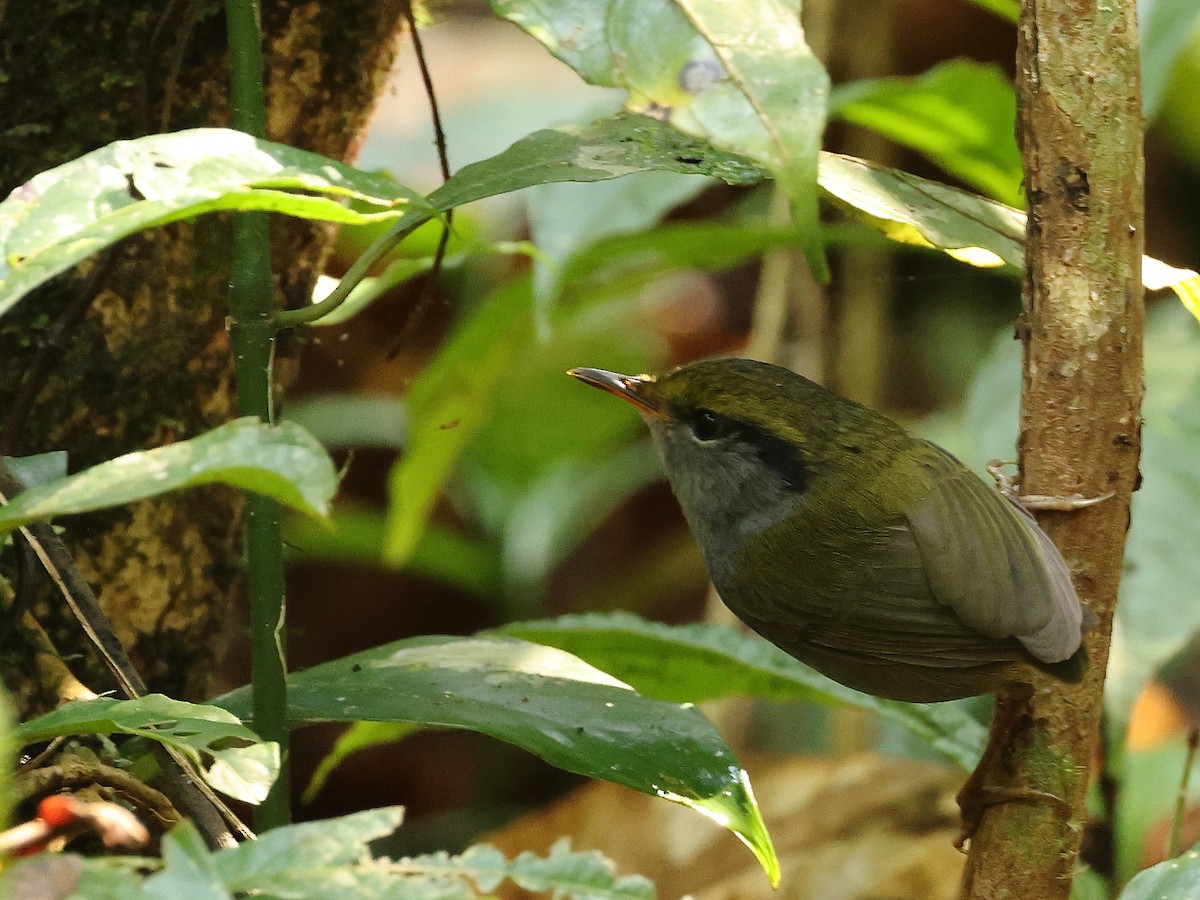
272,214 -> 430,329
226,0 -> 290,830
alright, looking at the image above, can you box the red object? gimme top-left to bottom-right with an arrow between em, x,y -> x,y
36,796 -> 80,829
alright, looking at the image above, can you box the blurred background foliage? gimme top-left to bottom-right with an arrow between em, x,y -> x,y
233,0 -> 1200,886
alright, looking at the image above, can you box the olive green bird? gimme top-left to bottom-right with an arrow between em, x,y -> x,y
569,358 -> 1095,703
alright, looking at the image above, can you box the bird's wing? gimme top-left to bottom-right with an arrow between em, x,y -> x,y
902,442 -> 1087,664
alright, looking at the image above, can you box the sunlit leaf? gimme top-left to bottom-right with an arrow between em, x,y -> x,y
0,129 -> 424,316
14,695 -> 280,804
0,418 -> 336,532
493,0 -> 829,277
831,60 -> 1022,204
216,634 -> 779,884
818,151 -> 1200,317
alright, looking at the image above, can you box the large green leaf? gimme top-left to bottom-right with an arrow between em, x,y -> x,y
497,612 -> 987,769
382,277 -> 534,566
1119,845 -> 1200,899
0,418 -> 336,533
14,695 -> 279,804
492,0 -> 830,278
0,129 -> 424,316
215,634 -> 779,884
427,112 -> 763,213
831,60 -> 1022,204
817,151 -> 1200,317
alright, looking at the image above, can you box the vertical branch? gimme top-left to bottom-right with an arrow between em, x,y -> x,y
961,0 -> 1143,897
226,0 -> 291,830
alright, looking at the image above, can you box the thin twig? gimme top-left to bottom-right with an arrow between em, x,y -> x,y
1168,726 -> 1200,859
0,459 -> 248,846
388,3 -> 453,360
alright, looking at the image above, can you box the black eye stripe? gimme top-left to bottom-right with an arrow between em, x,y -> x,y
676,405 -> 810,492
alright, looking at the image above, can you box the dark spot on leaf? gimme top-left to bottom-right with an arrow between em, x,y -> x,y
153,161 -> 174,169
676,156 -> 702,165
124,172 -> 146,201
351,663 -> 362,673
438,418 -> 461,431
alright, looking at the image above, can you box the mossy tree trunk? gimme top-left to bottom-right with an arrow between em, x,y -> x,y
0,1 -> 409,708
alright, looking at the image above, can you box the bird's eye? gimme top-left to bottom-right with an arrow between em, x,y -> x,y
691,408 -> 725,442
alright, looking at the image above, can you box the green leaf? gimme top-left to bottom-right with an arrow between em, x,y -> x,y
1118,846 -> 1200,899
212,807 -> 404,887
963,0 -> 1018,23
283,393 -> 407,451
284,507 -> 503,596
215,634 -> 779,885
397,839 -> 654,899
139,810 -> 408,899
529,170 -> 710,312
429,112 -> 763,214
555,220 -> 834,307
309,241 -> 538,327
0,418 -> 336,533
497,612 -> 987,770
2,451 -> 68,489
146,822 -> 228,900
817,151 -> 1200,318
493,0 -> 829,278
14,695 -> 280,804
61,813 -> 656,899
302,721 -> 419,805
0,129 -> 425,316
818,151 -> 1023,269
382,277 -> 534,566
830,60 -> 1022,204
1142,0 -> 1200,119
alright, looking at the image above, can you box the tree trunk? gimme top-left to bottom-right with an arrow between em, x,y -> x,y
0,1 -> 409,708
961,0 -> 1144,896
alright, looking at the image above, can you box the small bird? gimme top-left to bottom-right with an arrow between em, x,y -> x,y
568,358 -> 1095,705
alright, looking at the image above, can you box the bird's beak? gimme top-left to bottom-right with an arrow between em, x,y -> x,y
568,367 -> 666,419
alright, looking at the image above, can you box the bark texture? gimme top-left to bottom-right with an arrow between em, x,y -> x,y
961,0 -> 1143,897
0,1 -> 409,706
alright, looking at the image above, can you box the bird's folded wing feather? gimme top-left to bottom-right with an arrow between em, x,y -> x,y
901,442 -> 1085,664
